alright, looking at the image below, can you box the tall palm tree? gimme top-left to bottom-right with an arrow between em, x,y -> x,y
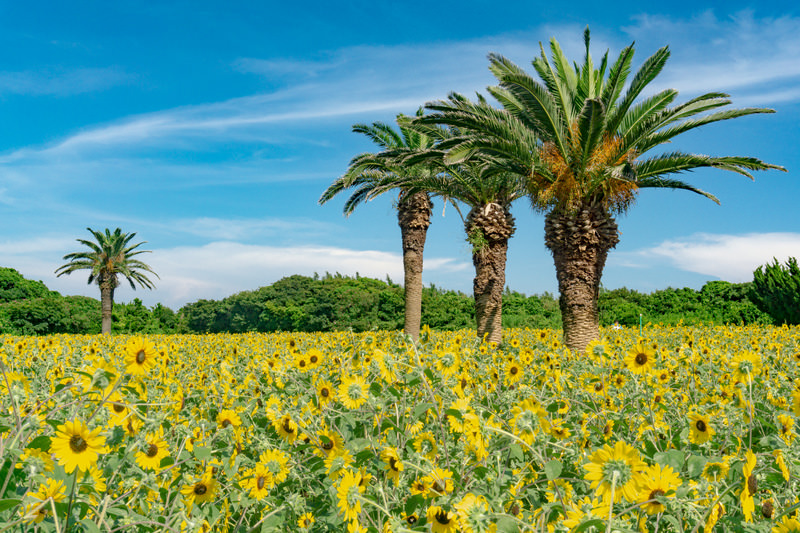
422,29 -> 785,352
319,110 -> 437,342
380,98 -> 526,343
56,227 -> 159,334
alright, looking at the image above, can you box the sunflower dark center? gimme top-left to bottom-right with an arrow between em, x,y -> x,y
435,510 -> 450,525
748,474 -> 758,494
649,489 -> 665,500
146,443 -> 159,457
136,350 -> 146,364
635,353 -> 648,365
433,481 -> 445,493
194,483 -> 207,495
112,402 -> 125,413
322,441 -> 334,450
320,388 -> 330,397
256,476 -> 266,490
69,435 -> 88,453
282,419 -> 294,433
695,419 -> 707,432
221,419 -> 231,428
594,383 -> 603,391
310,355 -> 318,364
406,515 -> 417,525
299,360 -> 306,367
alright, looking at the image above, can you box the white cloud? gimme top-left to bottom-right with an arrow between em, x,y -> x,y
0,67 -> 133,96
622,11 -> 800,104
630,232 -> 800,281
2,239 -> 469,309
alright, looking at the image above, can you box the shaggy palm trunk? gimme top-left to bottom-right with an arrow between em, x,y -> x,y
398,191 -> 432,342
545,205 -> 619,353
99,280 -> 115,335
467,203 -> 515,344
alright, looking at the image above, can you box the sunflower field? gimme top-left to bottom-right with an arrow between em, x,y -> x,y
1,325 -> 799,532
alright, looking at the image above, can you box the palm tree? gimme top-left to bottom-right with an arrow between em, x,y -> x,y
56,227 -> 159,334
319,110 -> 437,342
422,29 -> 785,352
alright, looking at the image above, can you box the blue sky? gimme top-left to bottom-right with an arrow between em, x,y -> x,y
1,1 -> 799,310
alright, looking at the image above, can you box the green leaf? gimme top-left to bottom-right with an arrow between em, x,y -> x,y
687,455 -> 706,478
193,446 -> 212,460
573,518 -> 605,532
496,516 -> 520,533
445,408 -> 463,421
509,444 -> 524,462
413,402 -> 435,420
26,436 -> 52,452
654,450 -> 685,472
0,499 -> 21,513
544,459 -> 563,480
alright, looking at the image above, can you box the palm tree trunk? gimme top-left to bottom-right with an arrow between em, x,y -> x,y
398,191 -> 432,342
545,205 -> 619,353
467,204 -> 515,344
100,282 -> 114,335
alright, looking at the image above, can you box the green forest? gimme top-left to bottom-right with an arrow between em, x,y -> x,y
1,264 -> 786,335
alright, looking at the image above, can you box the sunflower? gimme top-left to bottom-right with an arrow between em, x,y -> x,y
741,449 -> 757,522
636,463 -> 682,515
730,351 -> 762,384
125,336 -> 158,376
454,493 -> 493,533
336,470 -> 365,522
626,342 -> 655,375
562,496 -> 610,531
777,413 -> 795,444
549,418 -> 571,440
297,512 -> 315,529
338,375 -> 369,409
702,460 -> 730,483
413,431 -> 438,460
316,429 -> 345,458
688,412 -> 715,444
181,472 -> 218,508
423,467 -> 454,497
704,501 -> 725,531
50,419 -> 106,473
306,348 -> 324,368
217,408 -> 242,429
312,379 -> 334,408
273,414 -> 299,443
504,360 -> 524,385
511,398 -> 544,446
260,448 -> 290,486
793,390 -> 800,416
772,516 -> 800,533
379,447 -> 403,486
583,441 -> 646,503
22,478 -> 66,523
242,463 -> 272,499
135,428 -> 169,471
427,506 -> 458,533
774,450 -> 791,482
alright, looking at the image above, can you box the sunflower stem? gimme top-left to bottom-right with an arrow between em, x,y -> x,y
62,468 -> 79,532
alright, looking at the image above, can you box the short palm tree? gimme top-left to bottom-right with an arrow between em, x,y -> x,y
319,110 -> 437,341
56,227 -> 159,334
423,29 -> 785,352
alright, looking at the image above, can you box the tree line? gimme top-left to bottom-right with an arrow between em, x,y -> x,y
6,266 -> 794,336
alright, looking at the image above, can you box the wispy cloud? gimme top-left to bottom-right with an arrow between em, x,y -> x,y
616,232 -> 800,282
0,66 -> 133,96
622,11 -> 800,105
4,239 -> 470,309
